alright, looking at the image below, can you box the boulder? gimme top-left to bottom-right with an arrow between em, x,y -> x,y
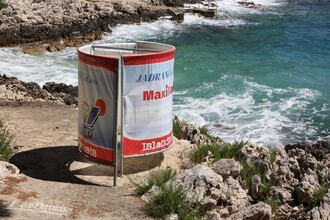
294,171 -> 320,205
205,210 -> 221,220
285,141 -> 330,161
250,175 -> 262,197
0,161 -> 20,180
306,190 -> 330,220
170,164 -> 223,204
220,176 -> 250,214
211,158 -> 242,179
228,201 -> 272,220
0,75 -> 77,105
173,116 -> 224,145
276,203 -> 306,220
142,185 -> 161,203
169,164 -> 250,213
0,75 -> 52,102
165,214 -> 178,220
271,147 -> 296,184
269,185 -> 294,204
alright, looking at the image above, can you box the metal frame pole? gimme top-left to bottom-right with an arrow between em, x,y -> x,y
114,57 -> 123,186
120,56 -> 125,177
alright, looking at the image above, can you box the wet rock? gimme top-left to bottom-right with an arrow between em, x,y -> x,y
237,1 -> 262,9
285,142 -> 330,161
161,0 -> 185,7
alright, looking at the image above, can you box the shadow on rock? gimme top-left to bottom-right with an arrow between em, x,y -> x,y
0,201 -> 11,218
9,146 -> 163,185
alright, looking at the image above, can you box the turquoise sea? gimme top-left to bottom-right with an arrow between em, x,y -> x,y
0,0 -> 329,147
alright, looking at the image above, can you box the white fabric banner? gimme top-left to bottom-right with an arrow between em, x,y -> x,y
77,50 -> 118,163
123,50 -> 175,156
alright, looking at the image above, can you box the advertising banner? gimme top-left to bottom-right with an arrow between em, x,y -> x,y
122,48 -> 175,156
77,49 -> 118,164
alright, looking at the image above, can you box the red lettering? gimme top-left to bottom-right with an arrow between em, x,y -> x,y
154,91 -> 161,99
142,84 -> 174,101
143,90 -> 154,101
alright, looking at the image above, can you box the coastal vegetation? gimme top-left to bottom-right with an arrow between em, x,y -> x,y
189,141 -> 277,205
189,141 -> 245,164
0,0 -> 7,10
198,125 -> 209,137
132,168 -> 177,195
173,120 -> 182,140
132,168 -> 201,219
0,119 -> 13,161
0,0 -> 329,218
134,141 -> 277,219
306,183 -> 330,211
146,184 -> 201,219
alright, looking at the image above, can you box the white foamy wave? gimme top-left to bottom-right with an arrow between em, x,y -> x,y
245,0 -> 285,6
0,0 -> 284,86
102,19 -> 179,43
183,13 -> 246,27
0,47 -> 78,86
101,0 -> 284,41
174,78 -> 325,147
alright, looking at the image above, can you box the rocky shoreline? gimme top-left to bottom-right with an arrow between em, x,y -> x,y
0,74 -> 78,105
1,74 -> 330,219
168,118 -> 330,220
1,1 -> 330,218
0,0 -> 184,53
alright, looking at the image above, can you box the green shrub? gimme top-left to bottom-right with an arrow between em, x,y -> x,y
306,184 -> 330,211
132,168 -> 177,195
146,184 -> 201,220
0,0 -> 8,10
189,144 -> 211,164
239,159 -> 275,204
240,160 -> 267,187
270,149 -> 276,165
189,140 -> 274,203
132,168 -> 201,219
0,119 -> 13,161
173,120 -> 182,139
215,141 -> 245,161
199,125 -> 209,136
189,141 -> 245,164
264,196 -> 280,213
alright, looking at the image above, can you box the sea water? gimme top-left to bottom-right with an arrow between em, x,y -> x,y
0,0 -> 329,147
